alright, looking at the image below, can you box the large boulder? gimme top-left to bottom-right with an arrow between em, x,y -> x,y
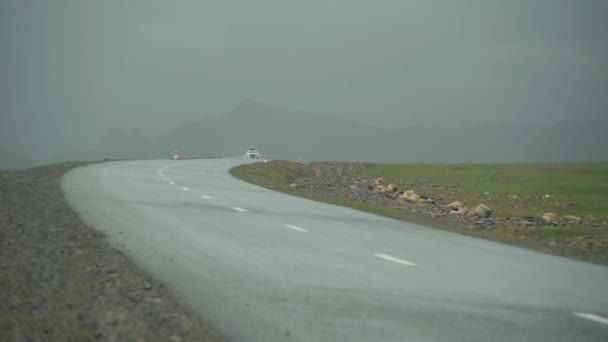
373,178 -> 384,185
474,204 -> 492,218
374,185 -> 387,193
561,215 -> 582,224
450,207 -> 470,215
448,201 -> 464,210
401,190 -> 415,199
386,184 -> 398,193
542,212 -> 559,223
409,193 -> 421,202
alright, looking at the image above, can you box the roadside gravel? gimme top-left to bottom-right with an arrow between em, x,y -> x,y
0,162 -> 228,341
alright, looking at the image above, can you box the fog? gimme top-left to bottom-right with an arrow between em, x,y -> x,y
1,0 -> 607,167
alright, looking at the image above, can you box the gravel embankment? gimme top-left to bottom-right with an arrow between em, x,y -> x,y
0,162 -> 228,341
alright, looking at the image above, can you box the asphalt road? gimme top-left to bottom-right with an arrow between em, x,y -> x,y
62,158 -> 608,342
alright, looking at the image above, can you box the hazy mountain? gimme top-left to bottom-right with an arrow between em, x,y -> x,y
74,99 -> 608,164
4,1 -> 607,165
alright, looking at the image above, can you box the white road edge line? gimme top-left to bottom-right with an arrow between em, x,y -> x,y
200,195 -> 212,199
573,312 -> 608,326
182,187 -> 190,191
285,224 -> 309,232
232,207 -> 248,213
374,253 -> 417,266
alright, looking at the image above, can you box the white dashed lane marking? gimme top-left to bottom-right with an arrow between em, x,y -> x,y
232,207 -> 248,213
200,195 -> 213,199
285,224 -> 309,232
182,187 -> 190,191
573,312 -> 608,326
169,182 -> 176,185
374,253 -> 417,267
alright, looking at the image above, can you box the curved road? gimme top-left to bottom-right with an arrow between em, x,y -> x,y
62,159 -> 608,341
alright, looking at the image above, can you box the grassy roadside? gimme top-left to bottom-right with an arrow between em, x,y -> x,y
366,162 -> 608,221
230,161 -> 608,265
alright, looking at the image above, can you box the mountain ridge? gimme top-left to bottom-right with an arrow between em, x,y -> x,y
52,100 -> 608,164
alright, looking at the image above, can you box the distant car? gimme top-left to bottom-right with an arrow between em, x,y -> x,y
245,148 -> 260,159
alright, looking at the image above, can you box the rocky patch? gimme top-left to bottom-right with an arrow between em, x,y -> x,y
289,161 -> 598,231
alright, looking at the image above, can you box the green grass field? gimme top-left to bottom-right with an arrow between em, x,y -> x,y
365,162 -> 608,221
231,161 -> 608,265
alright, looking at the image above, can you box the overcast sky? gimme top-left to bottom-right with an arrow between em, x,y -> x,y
1,0 -> 607,161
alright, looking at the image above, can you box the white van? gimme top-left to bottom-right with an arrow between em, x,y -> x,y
245,149 -> 260,159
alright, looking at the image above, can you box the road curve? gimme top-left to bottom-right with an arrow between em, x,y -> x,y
62,159 -> 608,342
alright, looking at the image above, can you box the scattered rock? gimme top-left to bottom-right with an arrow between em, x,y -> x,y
474,204 -> 492,218
270,161 -> 602,256
585,215 -> 595,222
386,184 -> 398,193
542,212 -> 559,223
561,215 -> 582,224
520,220 -> 535,227
374,185 -> 386,193
312,166 -> 321,177
401,190 -> 415,199
289,183 -> 298,189
475,219 -> 495,229
448,201 -> 464,210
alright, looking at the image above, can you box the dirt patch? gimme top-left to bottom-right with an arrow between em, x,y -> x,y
0,162 -> 228,341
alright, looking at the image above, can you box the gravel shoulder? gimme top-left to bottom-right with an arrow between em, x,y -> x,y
0,162 -> 228,341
